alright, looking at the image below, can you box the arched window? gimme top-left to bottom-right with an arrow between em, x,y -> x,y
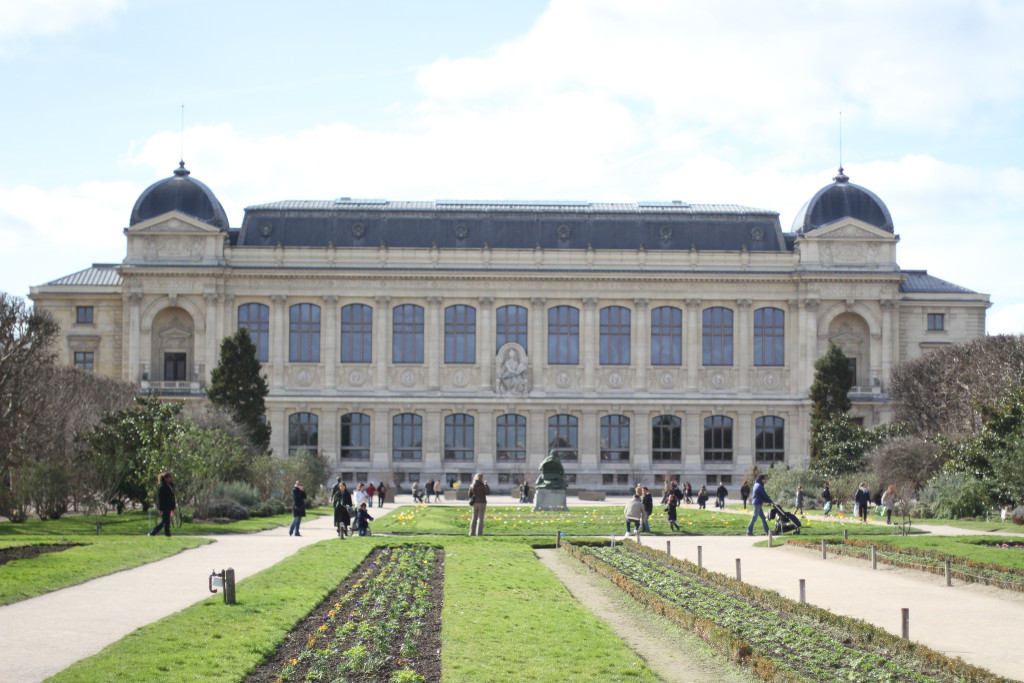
341,304 -> 373,363
496,414 -> 526,461
600,415 -> 630,461
651,415 -> 681,462
754,307 -> 784,366
444,305 -> 476,364
547,306 -> 579,364
288,412 -> 318,454
392,304 -> 424,363
548,414 -> 578,461
340,413 -> 370,460
392,413 -> 422,460
755,416 -> 785,464
702,307 -> 733,366
496,305 -> 528,352
650,306 -> 682,366
703,415 -> 733,463
238,303 -> 269,362
289,304 -> 321,362
599,306 -> 631,365
444,413 -> 475,461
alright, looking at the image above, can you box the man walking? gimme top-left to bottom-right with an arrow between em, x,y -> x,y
746,474 -> 773,536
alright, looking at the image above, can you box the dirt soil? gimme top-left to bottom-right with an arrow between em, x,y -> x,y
0,544 -> 80,566
535,548 -> 757,683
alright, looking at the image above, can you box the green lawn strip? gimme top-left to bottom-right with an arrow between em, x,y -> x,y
0,536 -> 210,606
0,506 -> 330,537
48,538 -> 382,683
441,537 -> 659,682
913,518 -> 1024,533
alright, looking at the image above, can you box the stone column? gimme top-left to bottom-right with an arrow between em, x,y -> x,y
204,293 -> 219,385
880,299 -> 895,392
426,297 -> 443,390
530,297 -> 546,388
633,298 -> 649,391
802,299 -> 819,394
736,299 -> 751,392
478,297 -> 494,391
322,295 -> 338,390
685,299 -> 701,392
528,406 -> 548,469
684,411 -> 702,473
222,294 -> 235,343
320,409 -> 338,462
582,298 -> 598,392
127,292 -> 142,383
372,406 -> 391,471
271,295 -> 287,389
476,409 -> 495,470
269,405 -> 287,458
424,406 -> 442,475
735,409 -> 753,474
579,408 -> 599,474
374,297 -> 390,389
631,408 -> 651,470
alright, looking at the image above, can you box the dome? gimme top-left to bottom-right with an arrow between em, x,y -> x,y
129,162 -> 230,229
792,168 -> 893,235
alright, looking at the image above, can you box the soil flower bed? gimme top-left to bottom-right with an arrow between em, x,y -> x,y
563,540 -> 1007,683
786,538 -> 1024,592
245,544 -> 443,683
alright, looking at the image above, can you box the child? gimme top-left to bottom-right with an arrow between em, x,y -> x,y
696,485 -> 708,510
666,494 -> 680,532
356,502 -> 374,536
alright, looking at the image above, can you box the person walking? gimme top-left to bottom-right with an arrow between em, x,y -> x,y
669,480 -> 683,505
519,480 -> 531,504
411,481 -> 422,503
288,480 -> 306,537
353,482 -> 369,510
340,481 -> 353,512
148,472 -> 177,537
666,493 -> 680,532
740,480 -> 751,509
377,482 -> 387,508
433,479 -> 442,502
746,474 -> 773,536
332,480 -> 351,536
696,484 -> 708,510
880,484 -> 897,524
684,481 -> 693,505
794,486 -> 805,515
715,480 -> 728,509
365,481 -> 376,501
469,473 -> 490,536
424,478 -> 434,503
821,482 -> 832,516
641,486 -> 654,532
624,494 -> 645,534
355,502 -> 374,536
855,482 -> 871,523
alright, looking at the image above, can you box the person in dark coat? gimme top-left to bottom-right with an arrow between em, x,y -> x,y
715,481 -> 728,509
696,484 -> 709,510
666,493 -> 680,532
289,481 -> 306,537
641,486 -> 654,532
519,481 -> 531,504
746,474 -> 773,536
684,481 -> 693,504
340,481 -> 354,513
148,472 -> 177,537
740,480 -> 751,509
469,473 -> 490,536
332,482 -> 351,536
821,482 -> 833,516
855,483 -> 871,523
376,482 -> 387,508
356,502 -> 374,536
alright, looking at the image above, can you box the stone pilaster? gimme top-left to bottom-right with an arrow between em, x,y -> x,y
685,299 -> 701,391
271,295 -> 287,389
582,298 -> 598,391
633,298 -> 649,391
322,295 -> 338,389
375,297 -> 390,389
736,299 -> 751,392
478,296 -> 494,390
426,297 -> 443,390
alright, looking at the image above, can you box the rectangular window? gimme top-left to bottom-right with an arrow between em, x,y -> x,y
496,414 -> 527,461
74,351 -> 94,371
341,304 -> 373,363
393,304 -> 425,363
238,303 -> 270,362
703,415 -> 733,463
600,415 -> 630,461
927,313 -> 945,331
76,306 -> 93,324
444,413 -> 475,461
496,305 -> 528,352
340,413 -> 371,460
616,473 -> 629,485
753,307 -> 785,366
547,306 -> 579,365
755,416 -> 785,464
288,303 -> 321,363
602,474 -> 615,485
444,305 -> 476,364
702,307 -> 733,366
599,306 -> 631,365
650,306 -> 682,365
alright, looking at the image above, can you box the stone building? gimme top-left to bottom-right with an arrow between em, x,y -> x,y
30,163 -> 989,492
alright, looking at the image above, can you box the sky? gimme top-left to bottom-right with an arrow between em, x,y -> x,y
1,0 -> 1022,333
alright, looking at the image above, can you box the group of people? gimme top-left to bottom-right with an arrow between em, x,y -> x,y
412,478 -> 443,503
329,479 -> 386,537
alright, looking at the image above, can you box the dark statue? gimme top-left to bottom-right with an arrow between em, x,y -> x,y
535,451 -> 568,490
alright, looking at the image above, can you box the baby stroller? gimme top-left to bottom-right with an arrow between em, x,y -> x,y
768,501 -> 801,535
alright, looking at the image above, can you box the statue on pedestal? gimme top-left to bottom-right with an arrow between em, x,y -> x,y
535,451 -> 568,490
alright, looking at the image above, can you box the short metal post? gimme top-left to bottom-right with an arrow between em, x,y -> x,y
871,546 -> 877,570
610,535 -> 615,549
799,578 -> 806,604
666,540 -> 671,556
768,531 -> 773,547
697,545 -> 703,567
736,558 -> 742,583
844,529 -> 849,540
224,568 -> 236,605
556,530 -> 561,548
821,539 -> 827,559
945,560 -> 951,587
901,608 -> 910,639
634,527 -> 640,544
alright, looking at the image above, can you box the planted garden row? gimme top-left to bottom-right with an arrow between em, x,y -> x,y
786,538 -> 1024,592
563,540 -> 1007,683
245,544 -> 443,683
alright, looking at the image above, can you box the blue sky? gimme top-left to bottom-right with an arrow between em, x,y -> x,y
2,0 -> 1022,333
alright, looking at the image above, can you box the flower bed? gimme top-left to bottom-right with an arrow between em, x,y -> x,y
786,538 -> 1024,592
245,544 -> 443,683
563,540 -> 1006,683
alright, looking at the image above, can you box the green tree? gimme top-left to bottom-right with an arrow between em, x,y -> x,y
809,343 -> 853,461
207,328 -> 271,451
809,413 -> 908,478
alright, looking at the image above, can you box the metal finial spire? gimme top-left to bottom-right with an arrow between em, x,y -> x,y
833,111 -> 848,183
179,103 -> 185,167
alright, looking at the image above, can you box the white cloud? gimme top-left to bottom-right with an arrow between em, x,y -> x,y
0,0 -> 124,41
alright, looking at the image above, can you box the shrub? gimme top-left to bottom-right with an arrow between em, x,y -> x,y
1012,507 -> 1024,525
919,471 -> 990,519
763,466 -> 825,509
217,480 -> 260,508
204,497 -> 250,520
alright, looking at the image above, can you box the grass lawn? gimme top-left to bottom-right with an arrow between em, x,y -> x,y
823,534 -> 1024,569
51,536 -> 659,683
0,536 -> 211,606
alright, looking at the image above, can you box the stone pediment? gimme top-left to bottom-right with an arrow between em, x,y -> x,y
800,218 -> 896,242
126,211 -> 224,235
124,212 -> 226,265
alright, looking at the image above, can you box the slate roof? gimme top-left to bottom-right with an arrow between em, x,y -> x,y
43,264 -> 122,287
900,270 -> 977,294
130,162 -> 230,229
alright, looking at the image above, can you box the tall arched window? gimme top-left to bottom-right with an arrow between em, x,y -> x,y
599,306 -> 631,365
238,303 -> 269,362
754,307 -> 785,366
547,306 -> 579,364
548,414 -> 578,461
650,306 -> 682,366
288,412 -> 318,454
444,413 -> 475,461
651,415 -> 681,462
341,304 -> 373,363
755,416 -> 785,464
392,304 -> 424,363
289,303 -> 321,362
392,413 -> 422,460
600,414 -> 630,461
496,305 -> 528,352
444,305 -> 476,364
702,307 -> 733,366
496,414 -> 526,461
703,415 -> 733,463
340,412 -> 370,460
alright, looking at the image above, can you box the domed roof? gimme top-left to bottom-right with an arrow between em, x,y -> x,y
792,168 -> 893,235
129,162 -> 230,229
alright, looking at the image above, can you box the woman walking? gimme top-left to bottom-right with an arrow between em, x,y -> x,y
469,473 -> 490,536
148,472 -> 176,537
880,484 -> 897,524
289,480 -> 306,537
666,493 -> 680,531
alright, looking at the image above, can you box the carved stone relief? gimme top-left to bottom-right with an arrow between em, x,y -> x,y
647,368 -> 685,392
443,366 -> 479,389
699,367 -> 736,391
286,365 -> 323,388
543,367 -> 581,390
494,343 -> 529,396
390,366 -> 425,389
597,368 -> 634,390
143,236 -> 205,262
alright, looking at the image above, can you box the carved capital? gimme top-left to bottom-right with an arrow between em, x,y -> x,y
582,298 -> 599,309
685,298 -> 701,310
633,298 -> 650,310
531,297 -> 546,308
426,296 -> 443,307
478,296 -> 495,307
737,298 -> 752,310
322,295 -> 339,306
375,295 -> 391,306
271,294 -> 287,306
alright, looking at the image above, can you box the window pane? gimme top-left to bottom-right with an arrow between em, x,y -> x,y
548,414 -> 578,460
702,307 -> 733,366
393,305 -> 424,363
288,412 -> 319,454
341,304 -> 373,363
600,414 -> 630,461
496,305 -> 529,352
703,415 -> 733,463
288,304 -> 321,362
76,306 -> 93,324
239,303 -> 270,362
754,307 -> 784,366
599,306 -> 631,365
496,413 -> 527,461
444,413 -> 475,460
651,415 -> 681,461
340,412 -> 370,460
650,306 -> 682,365
755,416 -> 785,464
547,306 -> 579,365
444,305 -> 476,364
392,413 -> 423,460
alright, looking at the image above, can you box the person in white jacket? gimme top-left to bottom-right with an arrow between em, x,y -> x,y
624,495 -> 645,534
353,482 -> 369,509
880,485 -> 897,525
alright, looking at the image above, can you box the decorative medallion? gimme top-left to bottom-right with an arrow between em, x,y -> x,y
296,369 -> 313,386
556,371 -> 572,388
351,223 -> 366,238
452,370 -> 468,387
454,224 -> 469,239
751,226 -> 764,241
348,369 -> 365,386
659,225 -> 672,242
556,224 -> 571,240
659,372 -> 675,388
400,369 -> 416,387
259,223 -> 273,238
711,372 -> 726,388
761,372 -> 779,389
608,372 -> 624,388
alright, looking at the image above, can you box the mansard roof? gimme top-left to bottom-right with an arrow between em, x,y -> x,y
900,270 -> 978,294
43,264 -> 122,287
236,199 -> 788,252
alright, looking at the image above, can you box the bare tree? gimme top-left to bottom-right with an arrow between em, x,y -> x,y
866,436 -> 943,497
